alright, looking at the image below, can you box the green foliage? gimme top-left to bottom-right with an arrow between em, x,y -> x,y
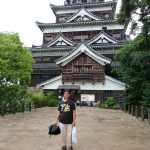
99,97 -> 117,109
0,32 -> 34,115
0,32 -> 34,86
31,92 -> 47,107
117,0 -> 150,35
46,92 -> 58,107
105,97 -> 116,108
115,33 -> 150,107
30,91 -> 58,108
115,0 -> 150,109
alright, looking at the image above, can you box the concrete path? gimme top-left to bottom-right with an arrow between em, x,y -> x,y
0,107 -> 150,150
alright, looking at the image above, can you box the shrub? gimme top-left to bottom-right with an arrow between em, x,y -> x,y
31,92 -> 47,107
105,97 -> 116,108
46,91 -> 58,107
112,104 -> 120,110
99,97 -> 116,109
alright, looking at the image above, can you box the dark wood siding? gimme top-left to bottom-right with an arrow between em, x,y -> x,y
62,53 -> 105,83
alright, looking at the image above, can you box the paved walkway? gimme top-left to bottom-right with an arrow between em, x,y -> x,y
0,107 -> 150,150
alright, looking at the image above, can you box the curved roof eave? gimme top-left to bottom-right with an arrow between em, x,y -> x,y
50,1 -> 117,13
56,43 -> 111,66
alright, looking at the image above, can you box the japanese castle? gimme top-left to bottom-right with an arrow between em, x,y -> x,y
30,0 -> 126,104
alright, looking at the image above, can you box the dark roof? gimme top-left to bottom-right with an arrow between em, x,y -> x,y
58,85 -> 80,90
50,1 -> 117,11
32,63 -> 60,69
91,43 -> 124,48
36,20 -> 119,31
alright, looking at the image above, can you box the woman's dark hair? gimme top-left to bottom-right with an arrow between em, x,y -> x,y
64,90 -> 71,94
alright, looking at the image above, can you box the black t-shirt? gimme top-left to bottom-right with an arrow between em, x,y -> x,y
58,100 -> 76,124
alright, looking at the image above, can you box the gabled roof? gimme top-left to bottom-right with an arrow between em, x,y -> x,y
44,33 -> 76,47
66,7 -> 102,23
87,31 -> 120,45
56,43 -> 111,66
31,33 -> 76,49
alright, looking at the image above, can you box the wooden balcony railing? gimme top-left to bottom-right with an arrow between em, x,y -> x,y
71,72 -> 104,82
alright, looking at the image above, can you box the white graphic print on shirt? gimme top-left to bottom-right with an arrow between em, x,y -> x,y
61,104 -> 70,112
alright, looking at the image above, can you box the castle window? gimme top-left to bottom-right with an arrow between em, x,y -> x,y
102,27 -> 107,31
42,74 -> 49,79
45,36 -> 53,42
81,35 -> 89,41
104,14 -> 110,19
73,35 -> 81,40
59,17 -> 66,22
82,0 -> 87,2
74,65 -> 93,73
91,0 -> 96,2
43,57 -> 50,62
72,0 -> 77,3
113,33 -> 121,39
35,57 -> 42,63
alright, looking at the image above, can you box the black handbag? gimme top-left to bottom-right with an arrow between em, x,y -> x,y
48,123 -> 61,138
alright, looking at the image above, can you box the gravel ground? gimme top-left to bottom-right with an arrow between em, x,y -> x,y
0,107 -> 150,150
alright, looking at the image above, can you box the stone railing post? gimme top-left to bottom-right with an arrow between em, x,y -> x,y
12,105 -> 16,114
0,105 -> 5,117
21,102 -> 25,113
120,102 -> 125,111
135,106 -> 140,118
34,103 -> 37,109
131,105 -> 135,116
128,104 -> 131,114
148,109 -> 150,125
124,104 -> 127,113
141,107 -> 144,122
29,102 -> 31,111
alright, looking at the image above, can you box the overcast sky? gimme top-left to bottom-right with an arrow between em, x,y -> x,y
0,0 -> 121,47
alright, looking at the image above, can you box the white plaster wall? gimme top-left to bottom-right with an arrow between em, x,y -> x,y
55,6 -> 112,14
41,77 -> 125,91
43,24 -> 124,33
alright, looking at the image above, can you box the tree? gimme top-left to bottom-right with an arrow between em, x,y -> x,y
115,34 -> 150,106
115,0 -> 150,108
117,0 -> 150,35
0,32 -> 34,113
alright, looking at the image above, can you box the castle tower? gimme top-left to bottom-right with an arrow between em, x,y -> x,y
31,0 -> 126,104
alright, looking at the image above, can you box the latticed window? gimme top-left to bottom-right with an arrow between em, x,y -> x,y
73,35 -> 81,40
104,14 -> 110,19
45,36 -> 53,42
74,65 -> 93,73
43,57 -> 50,62
42,74 -> 49,79
113,33 -> 121,39
35,57 -> 42,63
58,17 -> 66,22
